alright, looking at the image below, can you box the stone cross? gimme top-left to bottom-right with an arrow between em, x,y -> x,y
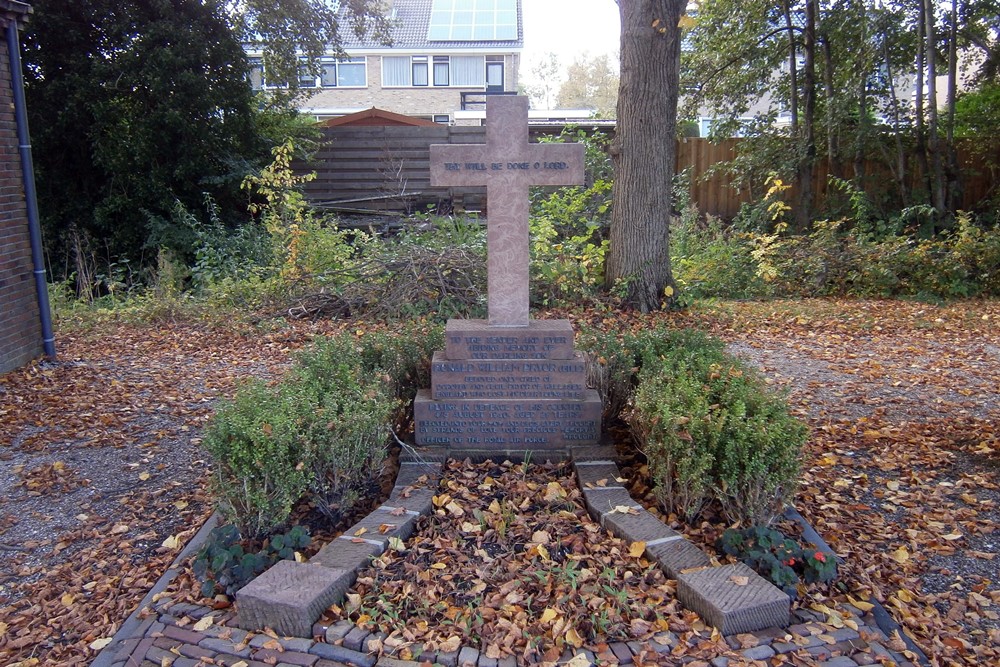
430,96 -> 584,327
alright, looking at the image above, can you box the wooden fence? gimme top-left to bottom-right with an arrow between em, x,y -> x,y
297,127 -> 1000,218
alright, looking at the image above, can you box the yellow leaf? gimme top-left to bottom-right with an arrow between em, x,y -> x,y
886,480 -> 900,491
461,521 -> 482,533
540,608 -> 559,624
354,527 -> 368,537
891,546 -> 910,564
193,615 -> 215,632
431,562 -> 447,570
896,589 -> 915,603
9,660 -> 40,667
61,593 -> 75,607
565,626 -> 584,648
445,501 -> 465,517
161,535 -> 181,550
543,481 -> 566,501
89,637 -> 114,651
439,636 -> 462,653
628,541 -> 646,558
173,500 -> 189,510
847,596 -> 875,612
942,532 -> 963,541
0,621 -> 7,635
537,544 -> 551,561
488,499 -> 501,514
664,285 -> 674,297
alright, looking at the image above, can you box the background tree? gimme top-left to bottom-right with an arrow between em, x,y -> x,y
24,0 -> 262,279
226,0 -> 393,94
522,52 -> 563,109
605,0 -> 687,311
556,53 -> 620,116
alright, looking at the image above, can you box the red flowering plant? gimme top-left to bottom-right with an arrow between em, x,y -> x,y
716,526 -> 838,597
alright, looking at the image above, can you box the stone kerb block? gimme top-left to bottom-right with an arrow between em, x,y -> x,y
646,538 -> 713,578
677,562 -> 791,634
235,560 -> 354,637
444,319 -> 576,360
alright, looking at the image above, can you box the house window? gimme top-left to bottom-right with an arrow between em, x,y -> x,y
249,58 -> 264,90
320,57 -> 367,87
383,56 -> 411,86
433,114 -> 451,124
412,56 -> 429,86
453,56 -> 486,86
433,56 -> 450,86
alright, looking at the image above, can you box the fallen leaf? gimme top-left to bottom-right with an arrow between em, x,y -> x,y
729,575 -> 750,586
89,637 -> 114,651
193,615 -> 214,632
628,541 -> 646,558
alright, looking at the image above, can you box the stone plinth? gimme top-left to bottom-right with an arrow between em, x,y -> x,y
414,319 -> 601,455
444,319 -> 576,360
430,351 -> 586,400
414,388 -> 601,448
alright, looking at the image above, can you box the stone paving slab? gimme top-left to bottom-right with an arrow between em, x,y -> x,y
678,562 -> 791,635
235,561 -> 355,637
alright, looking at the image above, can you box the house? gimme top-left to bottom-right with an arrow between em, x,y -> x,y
249,0 -> 523,124
1,0 -> 54,374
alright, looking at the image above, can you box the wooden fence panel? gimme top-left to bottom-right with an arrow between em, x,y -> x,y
296,128 -> 999,219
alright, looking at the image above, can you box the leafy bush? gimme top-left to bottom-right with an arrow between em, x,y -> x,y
716,526 -> 837,597
203,325 -> 442,538
202,380 -> 312,540
627,328 -> 805,525
576,327 -> 636,422
193,524 -> 310,597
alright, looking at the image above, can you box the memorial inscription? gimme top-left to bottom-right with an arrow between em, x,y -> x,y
414,96 -> 600,454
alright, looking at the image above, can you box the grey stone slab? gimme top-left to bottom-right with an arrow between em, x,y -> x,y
343,509 -> 419,545
442,319 -> 577,360
413,389 -> 602,448
438,649 -> 460,667
343,627 -> 370,652
431,351 -> 587,400
677,562 -> 790,635
569,445 -> 618,462
458,646 -> 480,667
310,642 -> 377,667
573,461 -> 624,488
199,638 -> 253,657
819,658 -> 860,667
477,656 -> 498,667
741,645 -> 776,661
601,506 -> 682,544
310,537 -> 383,571
646,538 -> 712,578
387,487 -> 436,514
445,447 -> 570,462
325,620 -> 356,643
392,462 -> 441,489
376,659 -> 422,667
610,642 -> 634,664
581,487 -> 640,519
235,561 -> 355,637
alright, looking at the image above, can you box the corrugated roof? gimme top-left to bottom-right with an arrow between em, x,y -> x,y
339,0 -> 523,51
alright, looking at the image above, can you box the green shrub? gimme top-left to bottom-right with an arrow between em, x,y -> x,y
202,379 -> 312,540
672,210 -> 767,299
627,328 -> 805,525
203,325 -> 442,538
193,524 -> 311,597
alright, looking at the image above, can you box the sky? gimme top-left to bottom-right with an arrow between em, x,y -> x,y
519,0 -> 621,92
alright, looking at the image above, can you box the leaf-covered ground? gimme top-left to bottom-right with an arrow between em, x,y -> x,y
0,299 -> 997,665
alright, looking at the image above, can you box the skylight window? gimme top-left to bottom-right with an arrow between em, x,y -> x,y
427,0 -> 518,41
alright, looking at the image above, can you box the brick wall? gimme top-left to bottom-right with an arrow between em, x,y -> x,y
0,9 -> 42,374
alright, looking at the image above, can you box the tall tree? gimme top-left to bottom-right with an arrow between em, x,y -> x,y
556,53 -> 620,116
227,0 -> 392,93
24,0 -> 263,274
522,52 -> 562,109
605,0 -> 687,311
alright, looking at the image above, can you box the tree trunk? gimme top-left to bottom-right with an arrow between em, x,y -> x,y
914,1 -> 930,201
794,0 -> 817,230
782,0 -> 799,135
882,32 -> 909,206
821,30 -> 840,180
945,0 -> 961,212
925,0 -> 946,218
605,0 -> 686,311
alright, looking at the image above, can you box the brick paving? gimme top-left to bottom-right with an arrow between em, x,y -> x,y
92,449 -> 925,667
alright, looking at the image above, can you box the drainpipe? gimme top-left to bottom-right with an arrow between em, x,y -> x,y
7,19 -> 55,358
